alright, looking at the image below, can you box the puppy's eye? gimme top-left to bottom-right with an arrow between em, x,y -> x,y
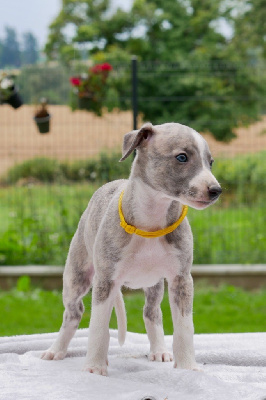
210,159 -> 214,168
176,154 -> 188,163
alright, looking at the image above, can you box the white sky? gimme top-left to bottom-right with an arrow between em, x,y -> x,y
0,0 -> 61,47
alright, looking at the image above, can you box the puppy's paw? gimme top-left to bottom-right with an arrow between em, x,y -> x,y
148,351 -> 173,362
174,360 -> 200,371
83,363 -> 108,376
41,350 -> 66,361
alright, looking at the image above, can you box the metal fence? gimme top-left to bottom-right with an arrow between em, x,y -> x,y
0,60 -> 265,266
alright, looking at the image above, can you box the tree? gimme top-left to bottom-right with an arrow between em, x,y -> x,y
0,26 -> 21,68
22,32 -> 39,65
45,0 -> 134,64
44,0 -> 266,141
45,0 -> 229,62
226,0 -> 266,59
17,65 -> 70,105
0,40 -> 3,68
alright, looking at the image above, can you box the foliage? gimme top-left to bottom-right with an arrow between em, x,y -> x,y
45,0 -> 227,62
16,64 -> 122,107
34,98 -> 50,119
0,26 -> 39,68
44,0 -> 266,141
69,62 -> 114,115
0,184 -> 95,266
227,0 -> 266,59
21,32 -> 39,65
189,204 -> 266,264
1,152 -> 131,185
17,65 -> 70,105
0,27 -> 21,68
138,62 -> 264,141
44,0 -> 134,64
212,151 -> 266,204
0,72 -> 17,102
1,281 -> 266,336
2,158 -> 63,184
0,151 -> 265,266
2,151 -> 266,202
0,180 -> 265,266
59,152 -> 131,183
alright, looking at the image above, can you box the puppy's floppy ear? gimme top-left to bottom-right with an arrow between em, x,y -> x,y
119,123 -> 154,162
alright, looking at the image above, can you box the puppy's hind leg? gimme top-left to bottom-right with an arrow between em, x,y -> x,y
41,235 -> 93,361
144,279 -> 173,362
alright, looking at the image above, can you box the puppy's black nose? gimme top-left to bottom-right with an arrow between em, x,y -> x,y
208,185 -> 222,199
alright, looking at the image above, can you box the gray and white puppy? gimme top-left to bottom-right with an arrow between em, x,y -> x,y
42,122 -> 222,375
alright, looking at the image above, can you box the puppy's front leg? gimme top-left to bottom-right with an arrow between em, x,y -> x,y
168,273 -> 198,370
83,277 -> 116,376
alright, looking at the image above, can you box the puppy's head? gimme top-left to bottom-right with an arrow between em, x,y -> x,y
120,122 -> 222,210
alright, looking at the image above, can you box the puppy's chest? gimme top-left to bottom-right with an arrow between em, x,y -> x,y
116,237 -> 180,289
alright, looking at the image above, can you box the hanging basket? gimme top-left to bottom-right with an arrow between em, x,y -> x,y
34,114 -> 51,134
5,88 -> 23,109
78,96 -> 92,110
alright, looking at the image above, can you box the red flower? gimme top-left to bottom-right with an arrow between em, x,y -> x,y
100,63 -> 113,71
90,63 -> 113,74
90,65 -> 102,73
70,77 -> 81,86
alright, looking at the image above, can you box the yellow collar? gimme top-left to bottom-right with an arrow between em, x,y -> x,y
118,190 -> 188,238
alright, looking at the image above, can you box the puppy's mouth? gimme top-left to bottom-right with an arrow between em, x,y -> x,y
186,198 -> 217,209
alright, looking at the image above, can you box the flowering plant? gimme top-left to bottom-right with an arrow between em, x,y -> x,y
69,62 -> 113,115
0,72 -> 16,102
34,97 -> 50,119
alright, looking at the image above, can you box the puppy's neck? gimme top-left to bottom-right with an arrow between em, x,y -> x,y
123,177 -> 183,233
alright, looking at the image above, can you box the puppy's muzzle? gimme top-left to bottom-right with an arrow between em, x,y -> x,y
208,185 -> 222,200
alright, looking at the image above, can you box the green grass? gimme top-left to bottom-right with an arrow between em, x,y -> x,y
189,204 -> 266,264
1,279 -> 266,336
0,184 -> 97,265
0,183 -> 97,233
0,183 -> 265,265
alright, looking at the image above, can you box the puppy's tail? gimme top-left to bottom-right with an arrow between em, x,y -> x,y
114,290 -> 127,346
